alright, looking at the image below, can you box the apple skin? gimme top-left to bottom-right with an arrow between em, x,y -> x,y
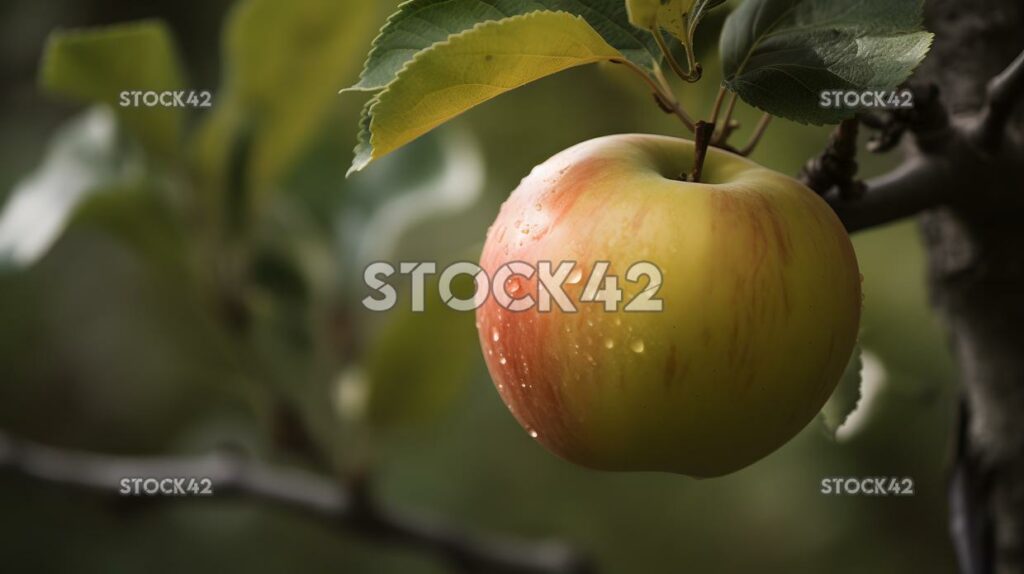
476,134 -> 861,477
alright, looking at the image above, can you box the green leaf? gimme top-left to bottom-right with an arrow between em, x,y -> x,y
655,0 -> 695,43
195,0 -> 376,193
820,345 -> 863,440
349,0 -> 660,92
0,108 -> 142,270
39,20 -> 185,158
720,0 -> 933,125
349,10 -> 625,174
364,279 -> 479,429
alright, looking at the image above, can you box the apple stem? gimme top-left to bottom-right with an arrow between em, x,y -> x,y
689,120 -> 716,183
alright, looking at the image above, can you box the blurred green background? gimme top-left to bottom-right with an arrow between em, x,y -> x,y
0,0 -> 957,572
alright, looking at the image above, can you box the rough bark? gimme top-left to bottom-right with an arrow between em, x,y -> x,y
913,1 -> 1024,573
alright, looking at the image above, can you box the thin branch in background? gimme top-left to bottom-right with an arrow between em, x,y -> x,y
708,86 -> 727,125
974,47 -> 1024,150
0,431 -> 593,574
737,114 -> 772,156
713,92 -> 739,145
617,59 -> 695,131
799,118 -> 865,199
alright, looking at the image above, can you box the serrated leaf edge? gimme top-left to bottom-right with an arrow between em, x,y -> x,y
347,10 -> 621,175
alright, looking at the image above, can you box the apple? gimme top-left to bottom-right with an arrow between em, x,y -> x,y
476,134 -> 861,477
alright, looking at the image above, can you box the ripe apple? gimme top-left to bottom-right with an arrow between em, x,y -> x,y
476,134 -> 861,477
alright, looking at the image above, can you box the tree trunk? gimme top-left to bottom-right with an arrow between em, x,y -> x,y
914,1 -> 1024,572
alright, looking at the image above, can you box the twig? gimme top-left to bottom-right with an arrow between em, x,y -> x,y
713,93 -> 739,145
974,47 -> 1024,150
737,114 -> 772,156
708,86 -> 727,125
799,118 -> 865,199
616,59 -> 695,131
0,431 -> 593,574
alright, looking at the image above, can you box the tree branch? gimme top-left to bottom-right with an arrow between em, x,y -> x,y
799,118 -> 865,199
0,431 -> 593,574
975,47 -> 1024,150
825,157 -> 951,233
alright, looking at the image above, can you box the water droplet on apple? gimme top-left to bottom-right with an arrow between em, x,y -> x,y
604,338 -> 615,349
507,277 -> 522,295
499,356 -> 508,366
614,317 -> 622,326
492,328 -> 500,342
567,269 -> 583,284
529,430 -> 539,438
630,339 -> 645,354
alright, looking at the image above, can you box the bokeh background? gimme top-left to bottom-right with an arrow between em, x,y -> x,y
0,0 -> 958,572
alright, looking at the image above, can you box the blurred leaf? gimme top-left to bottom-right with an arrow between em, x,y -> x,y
195,0 -> 377,195
0,108 -> 142,270
720,0 -> 932,124
40,20 -> 185,158
820,345 -> 863,440
349,0 -> 661,92
364,281 -> 479,429
69,185 -> 188,275
349,11 -> 624,174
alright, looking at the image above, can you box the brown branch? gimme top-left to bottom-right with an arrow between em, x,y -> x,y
0,431 -> 593,574
736,114 -> 772,156
799,118 -> 865,199
974,47 -> 1024,150
825,156 -> 951,233
805,82 -> 963,233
